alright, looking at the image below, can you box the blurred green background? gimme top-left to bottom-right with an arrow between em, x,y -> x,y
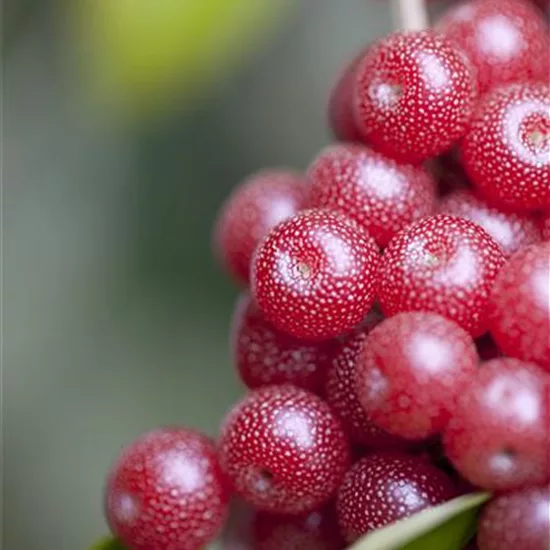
3,2 -> 403,549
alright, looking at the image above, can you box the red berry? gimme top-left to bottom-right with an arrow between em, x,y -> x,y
461,82 -> 550,212
377,214 -> 506,337
336,452 -> 456,543
307,143 -> 437,247
478,486 -> 550,550
214,170 -> 308,284
488,241 -> 550,371
354,30 -> 478,164
437,0 -> 550,93
540,212 -> 550,241
218,385 -> 350,515
356,312 -> 479,440
443,358 -> 549,491
439,189 -> 541,257
251,209 -> 380,341
104,428 -> 229,550
230,293 -> 336,394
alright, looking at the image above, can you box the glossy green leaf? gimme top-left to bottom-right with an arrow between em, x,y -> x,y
88,536 -> 128,550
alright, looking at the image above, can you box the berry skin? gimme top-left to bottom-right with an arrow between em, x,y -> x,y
443,358 -> 549,491
104,428 -> 229,550
214,170 -> 308,284
336,452 -> 456,543
230,293 -> 336,394
541,212 -> 550,241
461,82 -> 550,212
437,0 -> 550,94
356,312 -> 479,440
218,385 -> 351,515
251,209 -> 380,341
488,241 -> 550,371
354,30 -> 478,164
307,144 -> 437,247
377,214 -> 506,337
478,486 -> 550,550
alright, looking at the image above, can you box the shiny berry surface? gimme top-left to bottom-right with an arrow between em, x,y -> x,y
354,30 -> 477,164
461,82 -> 550,212
214,170 -> 308,284
377,214 -> 506,337
105,428 -> 229,550
218,385 -> 350,515
437,0 -> 550,93
336,452 -> 455,543
251,209 -> 380,341
356,312 -> 479,440
307,143 -> 437,247
443,358 -> 549,491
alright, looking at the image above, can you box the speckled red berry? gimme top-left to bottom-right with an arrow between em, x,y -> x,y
356,312 -> 479,440
336,452 -> 456,543
443,358 -> 549,491
104,428 -> 229,550
478,486 -> 550,550
461,82 -> 550,212
437,0 -> 550,93
488,241 -> 550,371
377,214 -> 506,337
354,30 -> 478,164
251,209 -> 380,341
214,170 -> 308,284
218,385 -> 350,515
307,144 -> 437,247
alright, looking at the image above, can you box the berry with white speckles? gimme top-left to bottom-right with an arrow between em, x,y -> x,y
354,30 -> 478,164
214,170 -> 308,285
443,358 -> 549,491
104,428 -> 229,550
336,451 -> 456,543
218,385 -> 350,515
377,214 -> 506,337
307,144 -> 437,247
251,209 -> 380,341
356,312 -> 479,440
461,82 -> 550,212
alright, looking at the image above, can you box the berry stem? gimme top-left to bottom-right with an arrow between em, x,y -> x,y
391,0 -> 428,31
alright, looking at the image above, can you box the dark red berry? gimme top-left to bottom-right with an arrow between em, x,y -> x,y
221,500 -> 254,550
437,0 -> 550,93
489,241 -> 550,371
251,209 -> 380,341
104,428 -> 229,550
214,170 -> 308,284
461,82 -> 550,212
377,214 -> 506,337
307,143 -> 437,247
354,30 -> 478,164
218,385 -> 350,515
336,452 -> 456,543
356,312 -> 479,440
443,358 -> 549,491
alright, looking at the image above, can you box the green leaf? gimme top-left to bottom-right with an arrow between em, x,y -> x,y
88,536 -> 129,550
350,492 -> 490,550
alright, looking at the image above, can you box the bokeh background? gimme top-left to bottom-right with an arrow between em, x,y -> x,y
4,2 -> 448,549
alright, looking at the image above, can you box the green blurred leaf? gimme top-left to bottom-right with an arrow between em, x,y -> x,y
88,536 -> 128,550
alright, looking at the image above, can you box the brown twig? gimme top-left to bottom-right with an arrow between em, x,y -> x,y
391,0 -> 429,31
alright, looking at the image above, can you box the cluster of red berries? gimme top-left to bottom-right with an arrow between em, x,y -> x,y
102,1 -> 549,549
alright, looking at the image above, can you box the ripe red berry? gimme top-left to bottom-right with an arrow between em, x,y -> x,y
218,385 -> 350,515
478,486 -> 550,550
377,214 -> 506,337
307,144 -> 437,247
251,209 -> 380,341
488,241 -> 550,371
336,452 -> 455,543
437,0 -> 550,93
443,358 -> 549,491
104,428 -> 229,550
461,82 -> 550,212
354,30 -> 478,164
230,293 -> 336,394
356,312 -> 479,440
214,170 -> 308,284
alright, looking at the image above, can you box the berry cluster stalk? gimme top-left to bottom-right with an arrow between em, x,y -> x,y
392,0 -> 428,31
